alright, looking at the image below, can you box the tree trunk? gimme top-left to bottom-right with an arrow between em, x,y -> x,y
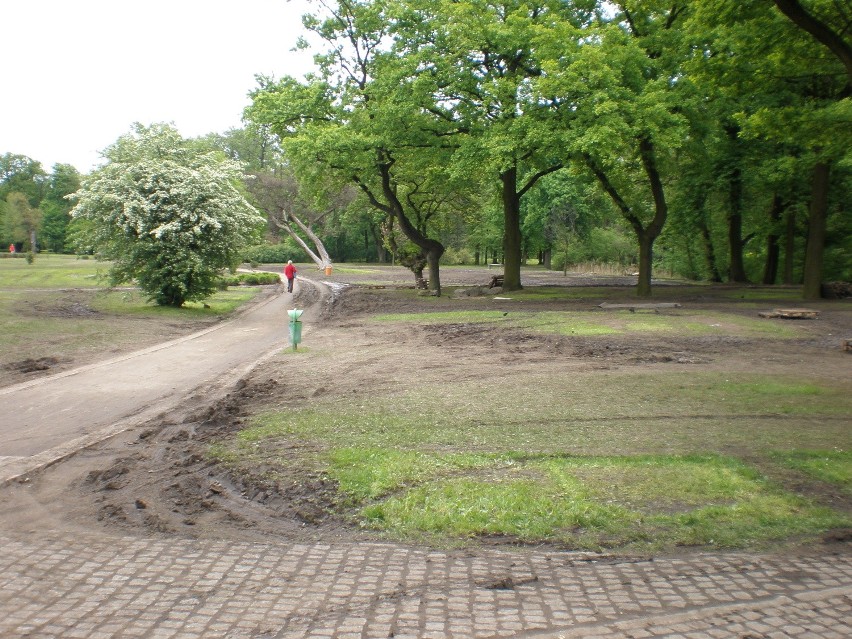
762,194 -> 785,285
272,208 -> 332,270
699,219 -> 723,282
727,169 -> 748,283
802,162 -> 830,299
636,233 -> 654,297
501,167 -> 523,291
359,158 -> 447,294
583,137 -> 667,298
426,247 -> 442,296
635,137 -> 668,297
783,208 -> 796,284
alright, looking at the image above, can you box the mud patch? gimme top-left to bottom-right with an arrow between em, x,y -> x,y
5,356 -> 64,374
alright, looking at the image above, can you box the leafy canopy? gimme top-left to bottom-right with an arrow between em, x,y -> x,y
70,123 -> 264,307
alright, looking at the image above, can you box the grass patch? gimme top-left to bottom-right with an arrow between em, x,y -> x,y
0,275 -> 261,379
357,453 -> 846,550
0,253 -> 110,288
373,308 -> 801,338
246,371 -> 850,454
772,450 -> 852,494
231,368 -> 851,551
90,288 -> 259,317
328,448 -> 512,501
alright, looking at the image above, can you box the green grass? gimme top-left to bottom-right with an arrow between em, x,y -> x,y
0,253 -> 109,288
356,453 -> 846,550
90,288 -> 259,317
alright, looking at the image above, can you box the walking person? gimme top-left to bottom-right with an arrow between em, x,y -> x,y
283,260 -> 297,293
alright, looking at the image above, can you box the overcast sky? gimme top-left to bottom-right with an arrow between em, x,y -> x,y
2,0 -> 316,174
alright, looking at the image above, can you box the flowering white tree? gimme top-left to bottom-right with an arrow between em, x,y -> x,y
70,123 -> 265,306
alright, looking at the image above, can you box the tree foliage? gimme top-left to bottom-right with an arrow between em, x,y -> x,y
69,124 -> 264,307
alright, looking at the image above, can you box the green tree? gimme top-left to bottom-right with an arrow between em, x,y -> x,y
69,124 -> 264,307
248,1 -> 468,295
2,191 -> 42,251
0,153 -> 46,206
553,2 -> 690,296
395,0 -> 599,290
690,0 -> 851,298
39,163 -> 81,252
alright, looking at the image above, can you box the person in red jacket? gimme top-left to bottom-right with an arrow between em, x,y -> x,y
283,260 -> 297,293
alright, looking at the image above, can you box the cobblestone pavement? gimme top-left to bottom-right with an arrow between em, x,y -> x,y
1,530 -> 849,638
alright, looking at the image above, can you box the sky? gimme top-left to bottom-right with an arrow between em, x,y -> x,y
2,0 -> 316,174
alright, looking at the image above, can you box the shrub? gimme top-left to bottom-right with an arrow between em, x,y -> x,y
243,241 -> 309,264
218,272 -> 281,287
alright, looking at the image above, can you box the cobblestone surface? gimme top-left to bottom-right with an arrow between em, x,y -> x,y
1,531 -> 849,638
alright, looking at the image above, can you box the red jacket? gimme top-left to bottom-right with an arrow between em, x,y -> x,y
284,263 -> 297,279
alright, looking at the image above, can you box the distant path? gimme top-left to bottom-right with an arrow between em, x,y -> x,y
0,279 -> 326,482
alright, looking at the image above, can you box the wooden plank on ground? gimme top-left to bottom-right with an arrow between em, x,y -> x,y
597,302 -> 682,313
758,308 -> 820,320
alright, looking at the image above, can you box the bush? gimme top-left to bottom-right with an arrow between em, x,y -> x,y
243,241 -> 309,264
441,247 -> 474,265
218,272 -> 281,287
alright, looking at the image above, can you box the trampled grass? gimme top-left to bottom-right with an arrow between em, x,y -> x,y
243,371 -> 850,458
772,450 -> 852,494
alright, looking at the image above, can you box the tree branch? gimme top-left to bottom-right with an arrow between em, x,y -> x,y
774,0 -> 852,88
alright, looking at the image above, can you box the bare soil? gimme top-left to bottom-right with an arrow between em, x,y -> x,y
2,267 -> 851,554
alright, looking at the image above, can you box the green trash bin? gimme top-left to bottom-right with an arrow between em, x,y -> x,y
288,309 -> 303,350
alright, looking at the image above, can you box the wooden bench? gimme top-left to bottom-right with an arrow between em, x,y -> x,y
489,275 -> 504,289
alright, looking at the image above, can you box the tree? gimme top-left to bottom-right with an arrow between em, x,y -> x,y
394,0 -> 599,290
690,0 -> 851,298
40,163 -> 81,252
556,2 -> 691,296
69,124 -> 264,307
0,153 -> 46,206
245,169 -> 344,270
3,192 -> 42,251
772,0 -> 851,298
247,1 -> 462,294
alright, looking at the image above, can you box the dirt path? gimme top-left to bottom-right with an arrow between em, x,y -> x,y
1,269 -> 849,549
0,276 -> 324,468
